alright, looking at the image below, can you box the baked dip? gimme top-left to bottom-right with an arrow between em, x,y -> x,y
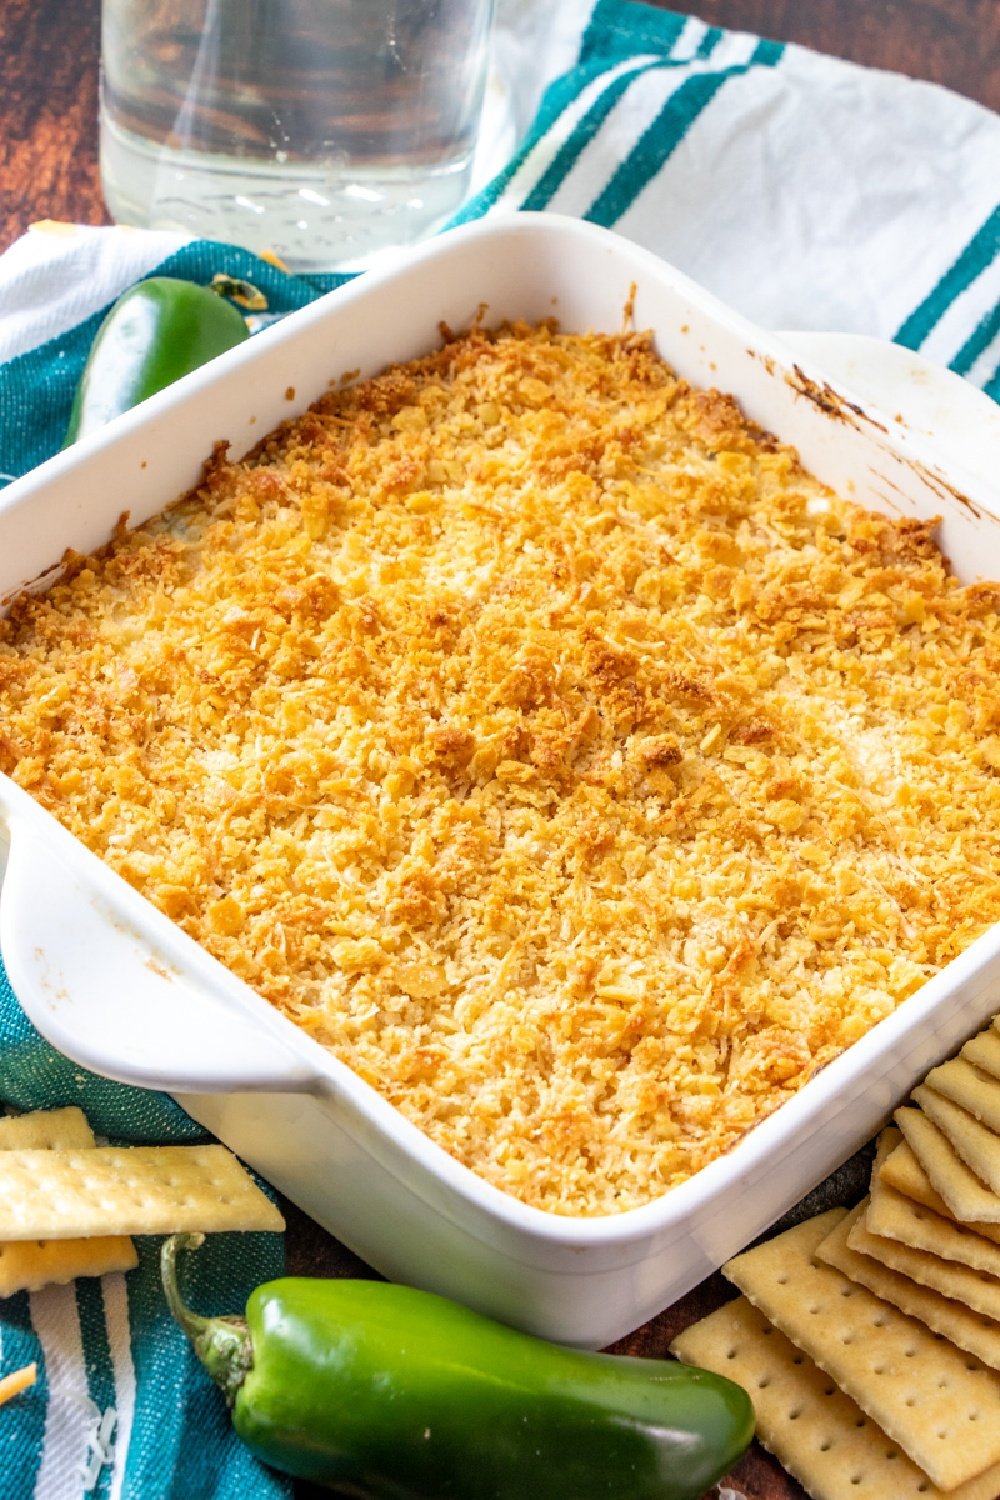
3,322 -> 1000,1215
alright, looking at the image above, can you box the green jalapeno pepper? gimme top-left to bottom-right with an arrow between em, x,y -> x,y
162,1234 -> 754,1499
63,275 -> 250,445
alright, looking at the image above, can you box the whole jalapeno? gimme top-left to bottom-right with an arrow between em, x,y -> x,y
162,1234 -> 754,1499
63,275 -> 250,445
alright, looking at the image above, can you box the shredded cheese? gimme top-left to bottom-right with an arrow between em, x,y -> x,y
0,1362 -> 37,1407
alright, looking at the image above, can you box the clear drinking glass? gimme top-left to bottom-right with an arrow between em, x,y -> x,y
100,0 -> 496,271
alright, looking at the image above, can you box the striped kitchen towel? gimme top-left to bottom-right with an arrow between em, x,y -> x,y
0,2 -> 998,1497
460,0 -> 1000,388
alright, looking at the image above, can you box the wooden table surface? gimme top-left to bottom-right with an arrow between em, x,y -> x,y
2,2 -> 998,1498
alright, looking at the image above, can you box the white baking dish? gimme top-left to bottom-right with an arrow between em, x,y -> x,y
3,214 -> 1000,1348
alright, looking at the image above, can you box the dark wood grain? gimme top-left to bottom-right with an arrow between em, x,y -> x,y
0,0 -> 105,240
689,0 -> 999,107
2,4 -> 997,1498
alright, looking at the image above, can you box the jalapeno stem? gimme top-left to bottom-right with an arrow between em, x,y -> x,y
209,274 -> 268,311
161,1233 -> 253,1406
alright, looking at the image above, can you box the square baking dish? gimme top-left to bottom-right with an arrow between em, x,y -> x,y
3,213 -> 1000,1348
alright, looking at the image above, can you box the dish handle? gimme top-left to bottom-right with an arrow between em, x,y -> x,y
0,806 -> 323,1095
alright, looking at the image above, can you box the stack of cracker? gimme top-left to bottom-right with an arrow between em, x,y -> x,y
673,1013 -> 1000,1500
0,1105 -> 284,1298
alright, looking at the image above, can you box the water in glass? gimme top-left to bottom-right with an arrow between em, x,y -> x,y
100,0 -> 496,271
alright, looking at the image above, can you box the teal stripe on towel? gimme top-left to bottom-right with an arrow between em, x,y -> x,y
522,10 -> 696,215
695,25 -> 723,58
894,204 -> 1000,351
446,53 -> 627,225
581,0 -> 687,65
75,1278 -> 118,1499
521,61 -> 661,212
585,37 -> 785,228
950,299 -> 1000,378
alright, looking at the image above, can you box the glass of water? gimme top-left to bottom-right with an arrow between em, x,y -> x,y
100,0 -> 497,271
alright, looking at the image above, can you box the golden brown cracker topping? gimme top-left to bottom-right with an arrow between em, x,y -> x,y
4,323 -> 1000,1213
